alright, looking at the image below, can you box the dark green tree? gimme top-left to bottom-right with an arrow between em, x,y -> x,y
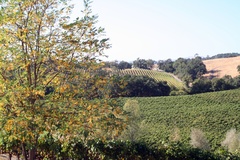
146,59 -> 155,69
133,58 -> 148,69
233,76 -> 240,88
104,61 -> 119,69
173,57 -> 207,86
118,61 -> 132,69
187,56 -> 207,80
125,76 -> 171,97
158,59 -> 175,73
211,78 -> 233,91
190,78 -> 212,94
237,65 -> 240,74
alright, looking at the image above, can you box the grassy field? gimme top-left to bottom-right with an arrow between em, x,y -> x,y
119,89 -> 240,149
203,56 -> 240,78
117,68 -> 185,90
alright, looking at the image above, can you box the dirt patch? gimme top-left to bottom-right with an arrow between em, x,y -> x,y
203,56 -> 240,78
0,154 -> 18,160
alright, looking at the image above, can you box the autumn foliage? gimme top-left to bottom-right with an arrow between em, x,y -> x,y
0,0 -> 126,159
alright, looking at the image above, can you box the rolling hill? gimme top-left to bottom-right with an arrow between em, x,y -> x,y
116,68 -> 185,90
203,56 -> 240,78
119,89 -> 240,149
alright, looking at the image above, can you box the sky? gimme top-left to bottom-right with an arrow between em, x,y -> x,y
71,0 -> 240,61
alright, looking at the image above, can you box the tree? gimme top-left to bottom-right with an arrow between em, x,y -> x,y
158,59 -> 175,73
190,78 -> 212,94
125,75 -> 171,97
146,59 -> 155,69
233,76 -> 240,88
173,57 -> 207,87
119,100 -> 140,142
117,61 -> 132,69
104,60 -> 119,69
187,56 -> 207,80
0,0 -> 125,159
238,65 -> 240,74
211,78 -> 227,91
133,58 -> 148,69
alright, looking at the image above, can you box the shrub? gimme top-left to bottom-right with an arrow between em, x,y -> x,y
221,128 -> 240,153
119,100 -> 140,142
190,128 -> 210,151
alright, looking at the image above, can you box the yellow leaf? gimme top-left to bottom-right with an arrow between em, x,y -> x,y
87,105 -> 92,111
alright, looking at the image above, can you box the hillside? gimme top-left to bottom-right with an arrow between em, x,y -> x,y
117,68 -> 185,90
203,56 -> 240,78
119,89 -> 240,149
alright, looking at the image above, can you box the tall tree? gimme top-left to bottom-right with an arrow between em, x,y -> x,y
117,61 -> 132,69
158,59 -> 175,73
0,0 -> 125,159
133,58 -> 148,69
146,59 -> 155,69
173,57 -> 207,86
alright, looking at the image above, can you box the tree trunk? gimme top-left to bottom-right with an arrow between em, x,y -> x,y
29,148 -> 36,160
8,153 -> 12,160
21,143 -> 27,160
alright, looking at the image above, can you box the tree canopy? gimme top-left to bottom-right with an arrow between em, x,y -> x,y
132,58 -> 154,69
0,0 -> 125,159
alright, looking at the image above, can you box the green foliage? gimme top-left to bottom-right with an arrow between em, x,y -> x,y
104,60 -> 132,70
190,77 -> 213,94
203,53 -> 240,60
190,75 -> 240,94
170,90 -> 188,96
119,89 -> 240,150
124,75 -> 171,97
117,61 -> 132,69
119,100 -> 140,142
24,139 -> 240,159
158,59 -> 175,73
132,58 -> 152,69
173,57 -> 207,85
107,74 -> 171,97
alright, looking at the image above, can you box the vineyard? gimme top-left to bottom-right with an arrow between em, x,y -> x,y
119,89 -> 240,149
115,68 -> 185,90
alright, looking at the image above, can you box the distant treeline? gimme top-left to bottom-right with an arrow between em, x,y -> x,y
202,53 -> 240,60
102,53 -> 240,96
190,75 -> 240,94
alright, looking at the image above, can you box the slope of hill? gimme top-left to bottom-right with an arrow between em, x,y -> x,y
120,89 -> 240,149
117,68 -> 185,90
203,56 -> 240,78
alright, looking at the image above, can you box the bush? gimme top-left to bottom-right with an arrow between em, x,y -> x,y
190,128 -> 210,151
221,129 -> 240,153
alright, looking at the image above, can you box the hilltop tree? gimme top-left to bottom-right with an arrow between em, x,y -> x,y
118,61 -> 132,69
158,59 -> 175,73
133,58 -> 148,69
187,56 -> 207,80
146,59 -> 155,69
238,65 -> 240,74
173,57 -> 207,86
0,0 -> 125,159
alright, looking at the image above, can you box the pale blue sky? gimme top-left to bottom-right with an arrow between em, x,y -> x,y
72,0 -> 240,61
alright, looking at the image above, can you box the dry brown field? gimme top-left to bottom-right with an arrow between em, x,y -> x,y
203,56 -> 240,78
